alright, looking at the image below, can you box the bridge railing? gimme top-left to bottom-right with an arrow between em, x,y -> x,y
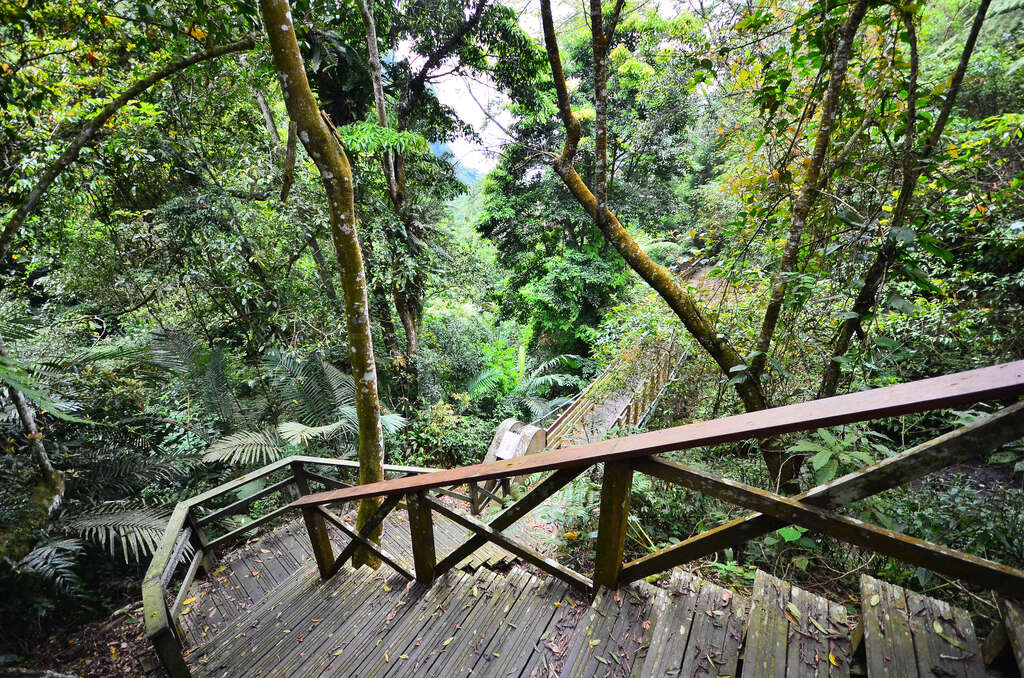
292,361 -> 1024,600
141,455 -> 456,678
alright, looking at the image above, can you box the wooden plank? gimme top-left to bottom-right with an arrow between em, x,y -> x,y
465,570 -> 550,675
169,551 -> 203,620
492,576 -> 571,676
206,504 -> 292,550
327,574 -> 469,677
593,461 -> 633,590
681,577 -> 745,678
420,570 -> 521,677
637,570 -> 699,678
427,498 -> 591,590
434,468 -> 583,576
316,507 -> 413,580
407,491 -> 436,585
861,575 -> 918,678
291,361 -> 1024,509
1001,598 -> 1024,673
784,582 -> 850,677
622,402 -> 1024,582
632,457 -> 1024,597
742,570 -> 790,678
196,476 -> 295,527
904,586 -> 984,677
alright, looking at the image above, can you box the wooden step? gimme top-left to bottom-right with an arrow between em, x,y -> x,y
741,569 -> 851,677
559,580 -> 656,677
860,574 -> 984,677
638,569 -> 746,678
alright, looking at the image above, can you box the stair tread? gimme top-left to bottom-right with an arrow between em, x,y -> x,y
861,574 -> 983,678
742,569 -> 849,678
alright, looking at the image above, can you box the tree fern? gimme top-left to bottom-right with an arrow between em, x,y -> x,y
64,505 -> 170,563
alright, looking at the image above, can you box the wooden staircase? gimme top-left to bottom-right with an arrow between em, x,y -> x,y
144,363 -> 1024,677
179,539 -> 1023,677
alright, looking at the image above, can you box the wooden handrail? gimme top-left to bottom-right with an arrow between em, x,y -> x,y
293,360 -> 1024,508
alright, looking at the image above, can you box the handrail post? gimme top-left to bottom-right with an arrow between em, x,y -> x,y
593,460 -> 633,590
302,507 -> 335,579
469,482 -> 480,515
407,490 -> 436,585
292,459 -> 310,496
185,509 -> 217,576
150,617 -> 190,678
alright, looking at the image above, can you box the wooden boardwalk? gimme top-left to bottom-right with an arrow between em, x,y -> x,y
176,526 -> 1023,677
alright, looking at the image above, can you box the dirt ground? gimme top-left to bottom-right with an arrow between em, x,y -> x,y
7,604 -> 161,678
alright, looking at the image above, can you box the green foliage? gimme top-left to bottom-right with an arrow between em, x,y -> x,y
788,425 -> 894,485
63,505 -> 170,563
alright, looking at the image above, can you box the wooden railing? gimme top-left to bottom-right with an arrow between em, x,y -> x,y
292,361 -> 1024,600
141,455 -> 457,678
610,343 -> 684,431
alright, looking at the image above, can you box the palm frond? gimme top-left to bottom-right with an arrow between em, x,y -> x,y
203,345 -> 237,425
0,354 -> 89,423
71,449 -> 191,498
380,412 -> 408,435
150,328 -> 201,373
16,539 -> 84,595
263,350 -> 333,424
323,362 -> 355,409
64,505 -> 170,563
203,428 -> 284,466
0,305 -> 40,341
277,420 -> 349,446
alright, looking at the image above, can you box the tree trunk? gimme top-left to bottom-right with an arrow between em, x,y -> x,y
540,0 -> 799,487
750,0 -> 869,379
0,333 -> 64,513
260,0 -> 385,568
0,37 -> 256,263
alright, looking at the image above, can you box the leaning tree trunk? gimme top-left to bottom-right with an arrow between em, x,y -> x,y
540,0 -> 806,488
260,0 -> 386,568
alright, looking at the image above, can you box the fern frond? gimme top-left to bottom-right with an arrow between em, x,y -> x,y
203,428 -> 284,466
530,354 -> 582,377
467,367 -> 504,397
64,505 -> 170,563
16,539 -> 84,595
277,421 -> 348,446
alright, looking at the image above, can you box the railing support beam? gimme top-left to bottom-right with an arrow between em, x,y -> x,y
593,460 -> 632,590
407,491 -> 436,585
302,506 -> 335,579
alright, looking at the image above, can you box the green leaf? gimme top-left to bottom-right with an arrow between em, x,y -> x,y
810,449 -> 833,470
777,526 -> 803,542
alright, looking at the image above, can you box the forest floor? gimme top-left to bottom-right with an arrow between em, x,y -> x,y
15,603 -> 161,678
